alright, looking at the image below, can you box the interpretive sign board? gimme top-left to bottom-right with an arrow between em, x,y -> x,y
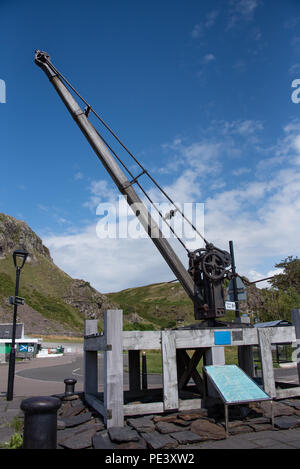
203,365 -> 273,435
203,365 -> 271,404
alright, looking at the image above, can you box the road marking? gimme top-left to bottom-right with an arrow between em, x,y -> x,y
72,368 -> 82,377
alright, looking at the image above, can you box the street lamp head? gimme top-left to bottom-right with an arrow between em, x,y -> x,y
13,249 -> 28,270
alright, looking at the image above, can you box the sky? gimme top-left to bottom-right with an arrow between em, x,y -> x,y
1,0 -> 300,293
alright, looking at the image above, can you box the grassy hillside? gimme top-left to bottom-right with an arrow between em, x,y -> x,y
107,281 -> 239,330
0,213 -> 112,335
0,254 -> 84,333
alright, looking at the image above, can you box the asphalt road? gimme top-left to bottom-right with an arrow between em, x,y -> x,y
15,354 -> 298,386
15,354 -> 163,388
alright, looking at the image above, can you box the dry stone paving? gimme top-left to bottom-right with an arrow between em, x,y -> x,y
1,393 -> 300,449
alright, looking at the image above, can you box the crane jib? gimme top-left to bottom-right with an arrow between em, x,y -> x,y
34,50 -> 204,309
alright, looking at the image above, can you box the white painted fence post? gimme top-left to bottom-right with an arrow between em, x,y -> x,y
104,310 -> 124,428
292,309 -> 300,384
257,328 -> 276,398
161,331 -> 178,411
83,319 -> 98,396
204,346 -> 225,397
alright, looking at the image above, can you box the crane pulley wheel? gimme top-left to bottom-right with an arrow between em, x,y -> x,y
201,251 -> 227,281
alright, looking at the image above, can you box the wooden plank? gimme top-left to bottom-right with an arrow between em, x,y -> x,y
85,393 -> 105,417
178,399 -> 202,411
258,328 -> 276,398
174,326 -> 296,349
83,320 -> 98,396
123,402 -> 164,416
86,326 -> 295,352
104,310 -> 124,428
177,349 -> 204,393
162,331 -> 179,411
276,386 -> 300,399
203,346 -> 225,398
123,331 -> 161,350
128,350 -> 141,391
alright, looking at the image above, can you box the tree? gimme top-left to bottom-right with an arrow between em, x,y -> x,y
270,256 -> 300,293
257,287 -> 300,322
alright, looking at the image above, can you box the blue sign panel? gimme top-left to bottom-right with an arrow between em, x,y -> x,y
204,365 -> 271,404
214,330 -> 231,345
19,344 -> 28,352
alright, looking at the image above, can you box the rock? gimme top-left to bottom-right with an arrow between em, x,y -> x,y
249,423 -> 274,432
57,419 -> 66,430
256,401 -> 294,418
274,415 -> 300,430
229,425 -> 254,435
60,411 -> 92,428
155,421 -> 186,434
141,431 -> 178,449
117,439 -> 147,449
60,400 -> 86,418
62,394 -> 80,402
127,417 -> 155,433
247,417 -> 271,425
92,433 -> 114,449
108,426 -> 140,443
59,427 -> 96,449
153,414 -> 178,423
57,422 -> 101,448
178,409 -> 208,421
190,419 -> 226,440
284,399 -> 300,409
169,431 -> 204,444
153,415 -> 190,426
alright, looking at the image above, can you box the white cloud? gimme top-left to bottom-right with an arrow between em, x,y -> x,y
83,179 -> 116,211
202,54 -> 216,64
43,224 -> 188,293
74,172 -> 84,180
227,0 -> 260,30
42,119 -> 300,295
191,9 -> 219,38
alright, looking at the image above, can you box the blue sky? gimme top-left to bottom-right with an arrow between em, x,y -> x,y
1,0 -> 300,292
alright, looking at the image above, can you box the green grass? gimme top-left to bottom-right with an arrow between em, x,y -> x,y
107,282 -> 195,330
0,417 -> 23,450
139,346 -> 240,375
0,256 -> 85,332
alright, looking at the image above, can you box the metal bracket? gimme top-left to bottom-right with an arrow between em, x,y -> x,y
106,344 -> 112,351
106,409 -> 112,420
84,105 -> 91,117
123,170 -> 146,189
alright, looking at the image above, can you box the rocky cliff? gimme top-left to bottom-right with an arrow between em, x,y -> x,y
0,213 -> 114,336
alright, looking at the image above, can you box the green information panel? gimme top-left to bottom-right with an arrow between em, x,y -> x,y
204,365 -> 271,404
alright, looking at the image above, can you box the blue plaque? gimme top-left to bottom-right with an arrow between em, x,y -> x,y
214,330 -> 231,345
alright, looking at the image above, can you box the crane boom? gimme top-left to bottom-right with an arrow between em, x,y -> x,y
34,50 -> 202,307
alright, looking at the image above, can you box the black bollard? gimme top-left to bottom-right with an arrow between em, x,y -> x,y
21,396 -> 61,449
64,378 -> 77,396
142,352 -> 148,390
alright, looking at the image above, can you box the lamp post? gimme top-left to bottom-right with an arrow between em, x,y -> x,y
6,249 -> 28,401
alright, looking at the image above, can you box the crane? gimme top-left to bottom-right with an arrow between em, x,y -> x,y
34,50 -> 234,326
